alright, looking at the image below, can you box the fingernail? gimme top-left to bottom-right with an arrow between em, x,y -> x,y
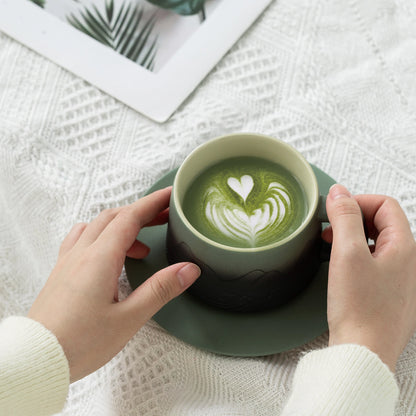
329,184 -> 351,200
177,263 -> 201,288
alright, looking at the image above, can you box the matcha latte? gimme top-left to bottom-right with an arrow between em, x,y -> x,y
182,157 -> 307,248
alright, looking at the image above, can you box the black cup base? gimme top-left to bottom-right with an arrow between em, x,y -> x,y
166,229 -> 322,313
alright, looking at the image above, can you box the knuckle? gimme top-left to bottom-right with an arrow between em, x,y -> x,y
81,247 -> 98,265
98,207 -> 118,221
117,206 -> 133,219
59,223 -> 87,253
116,206 -> 139,230
73,221 -> 87,230
382,196 -> 404,215
343,240 -> 365,258
385,196 -> 400,207
333,198 -> 361,218
120,205 -> 141,228
57,244 -> 66,256
333,240 -> 368,265
150,276 -> 174,306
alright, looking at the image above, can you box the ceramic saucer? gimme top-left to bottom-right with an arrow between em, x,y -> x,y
125,165 -> 336,356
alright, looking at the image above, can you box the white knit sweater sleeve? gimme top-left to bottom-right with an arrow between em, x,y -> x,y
0,316 -> 70,416
281,344 -> 399,416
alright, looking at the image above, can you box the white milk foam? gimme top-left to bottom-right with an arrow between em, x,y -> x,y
227,175 -> 253,203
204,175 -> 292,247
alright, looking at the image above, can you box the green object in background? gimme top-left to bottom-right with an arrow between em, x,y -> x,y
67,0 -> 158,70
28,0 -> 45,7
146,0 -> 206,21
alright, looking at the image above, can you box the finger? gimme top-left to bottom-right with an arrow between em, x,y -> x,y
354,194 -> 413,240
75,194 -> 169,249
126,240 -> 150,259
143,207 -> 169,227
324,195 -> 411,244
95,187 -> 171,256
76,207 -> 122,248
321,224 -> 333,244
326,184 -> 368,251
58,223 -> 87,257
119,262 -> 200,326
354,194 -> 414,255
129,187 -> 171,228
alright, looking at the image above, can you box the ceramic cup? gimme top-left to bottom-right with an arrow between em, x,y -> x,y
166,133 -> 328,312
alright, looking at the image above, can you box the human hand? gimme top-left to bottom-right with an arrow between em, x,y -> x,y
322,184 -> 416,372
28,187 -> 200,383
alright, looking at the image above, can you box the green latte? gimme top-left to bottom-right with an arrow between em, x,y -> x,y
182,157 -> 308,248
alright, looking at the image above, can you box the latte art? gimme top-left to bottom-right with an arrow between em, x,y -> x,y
182,157 -> 307,248
205,178 -> 293,247
227,175 -> 253,203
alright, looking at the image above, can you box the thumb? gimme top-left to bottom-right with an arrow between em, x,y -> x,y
121,262 -> 201,323
326,184 -> 367,250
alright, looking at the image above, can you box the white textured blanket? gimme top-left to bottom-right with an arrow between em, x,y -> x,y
1,0 -> 416,414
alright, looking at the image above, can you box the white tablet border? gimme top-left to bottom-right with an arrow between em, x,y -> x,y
0,0 -> 272,122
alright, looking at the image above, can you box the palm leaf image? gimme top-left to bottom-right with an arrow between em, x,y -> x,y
29,0 -> 45,7
146,0 -> 206,21
67,0 -> 158,70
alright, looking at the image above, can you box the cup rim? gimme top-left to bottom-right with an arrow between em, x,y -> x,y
172,132 -> 319,253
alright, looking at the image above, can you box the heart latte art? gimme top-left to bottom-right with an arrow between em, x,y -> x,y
182,157 -> 307,248
205,175 -> 292,246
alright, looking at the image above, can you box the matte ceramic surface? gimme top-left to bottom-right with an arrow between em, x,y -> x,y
167,133 -> 324,312
125,165 -> 336,356
172,133 -> 319,252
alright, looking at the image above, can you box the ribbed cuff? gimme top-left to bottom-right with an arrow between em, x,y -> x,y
0,316 -> 70,416
282,344 -> 399,416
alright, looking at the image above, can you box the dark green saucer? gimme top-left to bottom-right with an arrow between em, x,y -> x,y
125,165 -> 335,356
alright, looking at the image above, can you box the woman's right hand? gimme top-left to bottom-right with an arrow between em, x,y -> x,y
322,184 -> 416,372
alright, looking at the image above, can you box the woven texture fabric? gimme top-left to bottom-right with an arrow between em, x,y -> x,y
0,317 -> 70,416
1,0 -> 416,414
282,344 -> 399,416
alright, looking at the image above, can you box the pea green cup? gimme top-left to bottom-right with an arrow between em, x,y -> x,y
166,133 -> 328,312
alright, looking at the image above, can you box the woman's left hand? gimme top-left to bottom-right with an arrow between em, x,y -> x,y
28,187 -> 200,382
